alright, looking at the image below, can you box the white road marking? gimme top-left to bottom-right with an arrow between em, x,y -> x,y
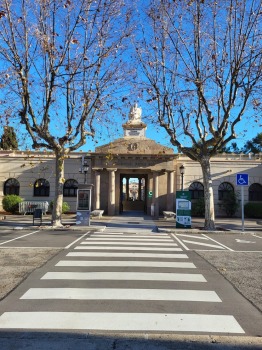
251,234 -> 262,239
41,271 -> 206,282
65,231 -> 90,249
74,246 -> 182,251
21,288 -> 221,302
182,240 -> 225,249
171,234 -> 190,251
235,239 -> 255,244
93,234 -> 170,237
201,234 -> 234,251
81,238 -> 177,246
92,232 -> 124,235
67,252 -> 188,258
176,234 -> 208,240
87,237 -> 173,242
0,247 -> 63,249
0,231 -> 39,246
56,260 -> 196,268
0,312 -> 245,333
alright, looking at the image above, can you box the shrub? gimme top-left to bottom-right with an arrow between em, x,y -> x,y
2,195 -> 23,214
49,200 -> 70,214
244,202 -> 262,219
220,191 -> 240,217
191,197 -> 205,217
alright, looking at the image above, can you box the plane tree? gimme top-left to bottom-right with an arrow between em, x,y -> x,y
135,0 -> 262,230
0,0 -> 131,226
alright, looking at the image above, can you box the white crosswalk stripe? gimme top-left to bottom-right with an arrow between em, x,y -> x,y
0,312 -> 244,333
80,241 -> 177,246
86,237 -> 173,242
67,252 -> 188,258
21,288 -> 221,302
74,245 -> 182,251
41,271 -> 207,282
55,260 -> 196,268
0,229 -> 245,334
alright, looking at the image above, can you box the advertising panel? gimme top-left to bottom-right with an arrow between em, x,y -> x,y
76,189 -> 92,226
176,191 -> 191,228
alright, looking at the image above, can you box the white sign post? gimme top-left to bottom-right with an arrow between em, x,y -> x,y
236,173 -> 249,232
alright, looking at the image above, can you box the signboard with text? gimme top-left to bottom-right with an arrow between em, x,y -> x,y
176,191 -> 191,228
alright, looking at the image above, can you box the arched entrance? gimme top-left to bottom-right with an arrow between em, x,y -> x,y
120,174 -> 148,213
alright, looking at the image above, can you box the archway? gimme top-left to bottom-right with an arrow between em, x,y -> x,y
120,174 -> 148,213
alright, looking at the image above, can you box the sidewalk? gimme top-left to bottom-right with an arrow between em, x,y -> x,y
0,212 -> 261,233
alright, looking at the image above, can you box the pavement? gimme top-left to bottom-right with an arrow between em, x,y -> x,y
0,213 -> 261,349
0,212 -> 261,233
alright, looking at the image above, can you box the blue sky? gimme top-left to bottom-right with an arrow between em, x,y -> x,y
0,0 -> 261,153
76,99 -> 260,153
0,95 -> 259,153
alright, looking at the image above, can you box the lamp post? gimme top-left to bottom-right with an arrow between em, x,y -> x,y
179,164 -> 185,191
79,156 -> 90,184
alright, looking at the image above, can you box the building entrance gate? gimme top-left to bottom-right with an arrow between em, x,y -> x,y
120,174 -> 147,213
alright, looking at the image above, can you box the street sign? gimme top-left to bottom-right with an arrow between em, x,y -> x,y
236,173 -> 249,186
148,191 -> 153,198
236,173 -> 249,233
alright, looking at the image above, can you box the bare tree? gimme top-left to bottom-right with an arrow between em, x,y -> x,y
0,0 -> 131,226
135,0 -> 262,230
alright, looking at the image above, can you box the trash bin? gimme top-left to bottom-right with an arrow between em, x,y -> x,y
33,209 -> 43,225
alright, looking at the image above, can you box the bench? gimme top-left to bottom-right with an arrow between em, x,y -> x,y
90,210 -> 104,219
163,211 -> 176,220
19,201 -> 49,215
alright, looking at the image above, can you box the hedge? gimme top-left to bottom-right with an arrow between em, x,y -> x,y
244,202 -> 262,219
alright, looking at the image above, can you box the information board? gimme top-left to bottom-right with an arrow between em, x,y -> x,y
176,191 -> 191,228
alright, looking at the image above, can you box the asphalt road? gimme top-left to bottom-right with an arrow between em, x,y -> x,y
0,216 -> 261,349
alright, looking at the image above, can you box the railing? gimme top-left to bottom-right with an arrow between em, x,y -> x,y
19,201 -> 49,215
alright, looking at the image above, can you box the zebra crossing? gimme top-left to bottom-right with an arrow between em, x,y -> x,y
0,229 -> 245,334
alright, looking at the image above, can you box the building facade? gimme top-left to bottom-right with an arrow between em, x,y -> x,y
0,105 -> 261,217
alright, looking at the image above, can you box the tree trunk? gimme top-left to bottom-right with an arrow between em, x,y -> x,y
51,151 -> 65,227
200,156 -> 216,231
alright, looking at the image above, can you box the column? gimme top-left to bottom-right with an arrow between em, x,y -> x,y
138,178 -> 142,201
94,170 -> 101,210
152,171 -> 159,218
108,169 -> 117,216
126,177 -> 130,200
167,171 -> 175,211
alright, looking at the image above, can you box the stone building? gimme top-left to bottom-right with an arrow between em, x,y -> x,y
0,105 -> 261,217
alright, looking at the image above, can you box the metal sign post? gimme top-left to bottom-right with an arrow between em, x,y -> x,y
236,173 -> 249,233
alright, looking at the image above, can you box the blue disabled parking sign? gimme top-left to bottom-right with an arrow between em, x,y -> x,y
236,173 -> 249,186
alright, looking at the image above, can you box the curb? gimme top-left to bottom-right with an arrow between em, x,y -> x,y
9,225 -> 106,232
157,227 -> 250,234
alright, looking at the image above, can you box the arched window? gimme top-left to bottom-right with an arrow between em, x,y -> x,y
34,178 -> 50,197
249,183 -> 262,201
189,182 -> 204,199
63,179 -> 78,197
4,178 -> 20,195
218,182 -> 234,200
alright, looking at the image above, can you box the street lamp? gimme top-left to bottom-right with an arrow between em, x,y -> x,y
179,164 -> 185,191
79,156 -> 90,184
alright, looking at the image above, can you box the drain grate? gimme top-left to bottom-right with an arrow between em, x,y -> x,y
127,222 -> 140,224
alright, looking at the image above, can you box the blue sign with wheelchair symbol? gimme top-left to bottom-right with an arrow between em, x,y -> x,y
236,173 -> 249,186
